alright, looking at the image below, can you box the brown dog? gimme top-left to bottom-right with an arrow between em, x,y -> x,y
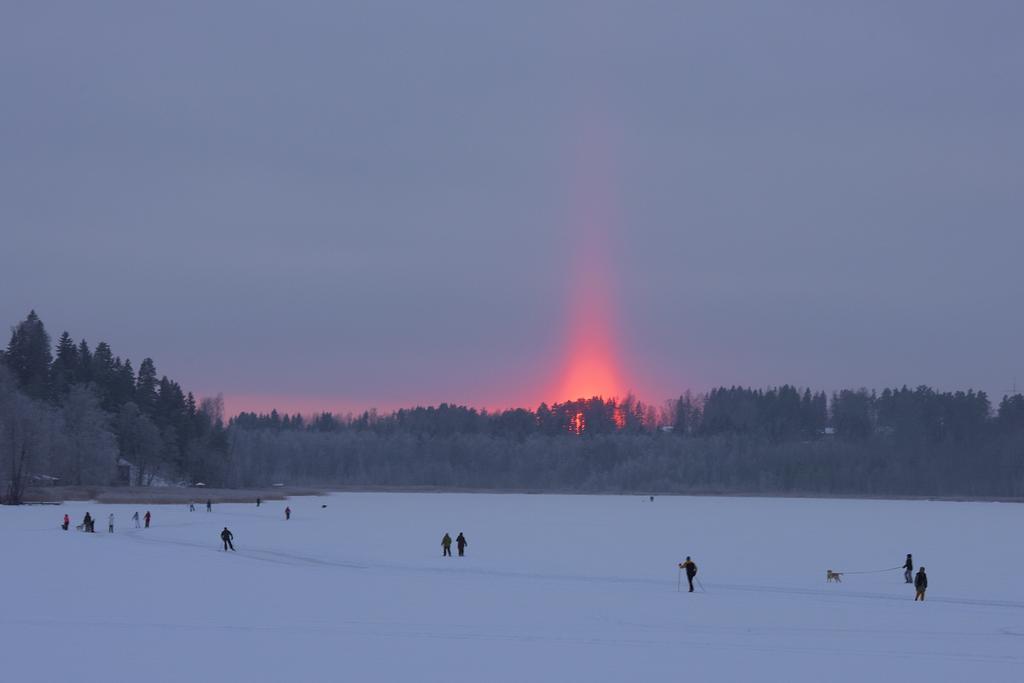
826,570 -> 843,583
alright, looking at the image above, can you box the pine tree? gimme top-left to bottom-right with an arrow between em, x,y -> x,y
90,342 -> 116,407
4,310 -> 53,400
136,358 -> 158,415
75,339 -> 93,384
50,331 -> 80,397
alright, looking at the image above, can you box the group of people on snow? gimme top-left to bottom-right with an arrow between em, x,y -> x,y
67,510 -> 149,532
441,532 -> 468,557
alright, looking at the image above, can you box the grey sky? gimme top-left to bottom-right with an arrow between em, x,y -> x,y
2,2 -> 1022,413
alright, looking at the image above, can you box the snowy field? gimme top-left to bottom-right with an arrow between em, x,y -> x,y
3,492 -> 1022,682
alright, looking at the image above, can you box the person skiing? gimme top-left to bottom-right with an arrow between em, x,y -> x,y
132,511 -> 140,528
914,567 -> 928,601
83,512 -> 94,533
285,506 -> 291,520
108,513 -> 114,533
679,556 -> 698,592
144,511 -> 151,528
62,513 -> 70,531
903,554 -> 914,584
206,499 -> 212,512
442,533 -> 452,557
456,532 -> 468,557
221,527 -> 235,551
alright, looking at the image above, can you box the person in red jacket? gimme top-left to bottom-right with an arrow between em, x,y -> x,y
62,514 -> 70,531
144,511 -> 151,528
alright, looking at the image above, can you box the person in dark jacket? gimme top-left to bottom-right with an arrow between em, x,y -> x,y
221,527 -> 235,551
914,567 -> 928,601
62,514 -> 70,531
442,533 -> 452,557
285,506 -> 291,520
903,554 -> 914,583
679,556 -> 698,592
206,499 -> 212,512
83,512 -> 94,532
144,510 -> 151,528
456,532 -> 468,557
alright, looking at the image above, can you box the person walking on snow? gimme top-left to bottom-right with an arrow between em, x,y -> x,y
144,511 -> 151,528
914,567 -> 928,601
903,554 -> 914,584
285,506 -> 291,520
221,527 -> 235,551
83,512 -> 94,532
442,533 -> 452,557
62,514 -> 69,531
679,556 -> 698,592
206,499 -> 212,512
132,511 -> 140,528
456,532 -> 468,557
189,503 -> 195,512
256,498 -> 261,507
108,513 -> 114,533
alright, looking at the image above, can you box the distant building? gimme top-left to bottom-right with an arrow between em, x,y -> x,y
115,458 -> 137,486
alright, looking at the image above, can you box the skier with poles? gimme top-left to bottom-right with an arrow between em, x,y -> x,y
442,533 -> 453,557
456,532 -> 468,557
903,554 -> 913,583
221,527 -> 235,551
678,557 -> 698,592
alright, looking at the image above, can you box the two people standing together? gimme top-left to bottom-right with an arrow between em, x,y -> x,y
442,532 -> 468,557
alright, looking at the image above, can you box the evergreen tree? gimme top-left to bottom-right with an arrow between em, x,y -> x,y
75,339 -> 93,384
135,358 -> 158,415
50,331 -> 80,397
90,342 -> 116,407
3,310 -> 53,400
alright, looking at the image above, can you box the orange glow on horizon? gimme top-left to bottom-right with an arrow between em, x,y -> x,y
552,118 -> 624,404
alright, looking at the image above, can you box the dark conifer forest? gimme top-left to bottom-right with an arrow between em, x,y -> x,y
2,311 -> 1023,503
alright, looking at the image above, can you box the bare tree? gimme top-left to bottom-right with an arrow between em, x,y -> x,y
58,385 -> 117,485
0,367 -> 53,504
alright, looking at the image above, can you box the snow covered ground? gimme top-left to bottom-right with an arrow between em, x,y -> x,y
3,492 -> 1022,681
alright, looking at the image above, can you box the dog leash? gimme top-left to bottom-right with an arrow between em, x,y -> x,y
832,566 -> 902,575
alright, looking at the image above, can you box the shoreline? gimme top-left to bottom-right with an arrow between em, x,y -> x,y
20,484 -> 1024,506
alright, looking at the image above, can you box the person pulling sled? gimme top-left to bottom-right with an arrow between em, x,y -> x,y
903,554 -> 914,584
914,567 -> 928,601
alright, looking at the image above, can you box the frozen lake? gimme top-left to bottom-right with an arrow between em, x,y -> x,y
3,492 -> 1022,681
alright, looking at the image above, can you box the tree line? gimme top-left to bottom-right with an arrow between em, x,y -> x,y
0,311 -> 227,502
2,310 -> 1023,501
